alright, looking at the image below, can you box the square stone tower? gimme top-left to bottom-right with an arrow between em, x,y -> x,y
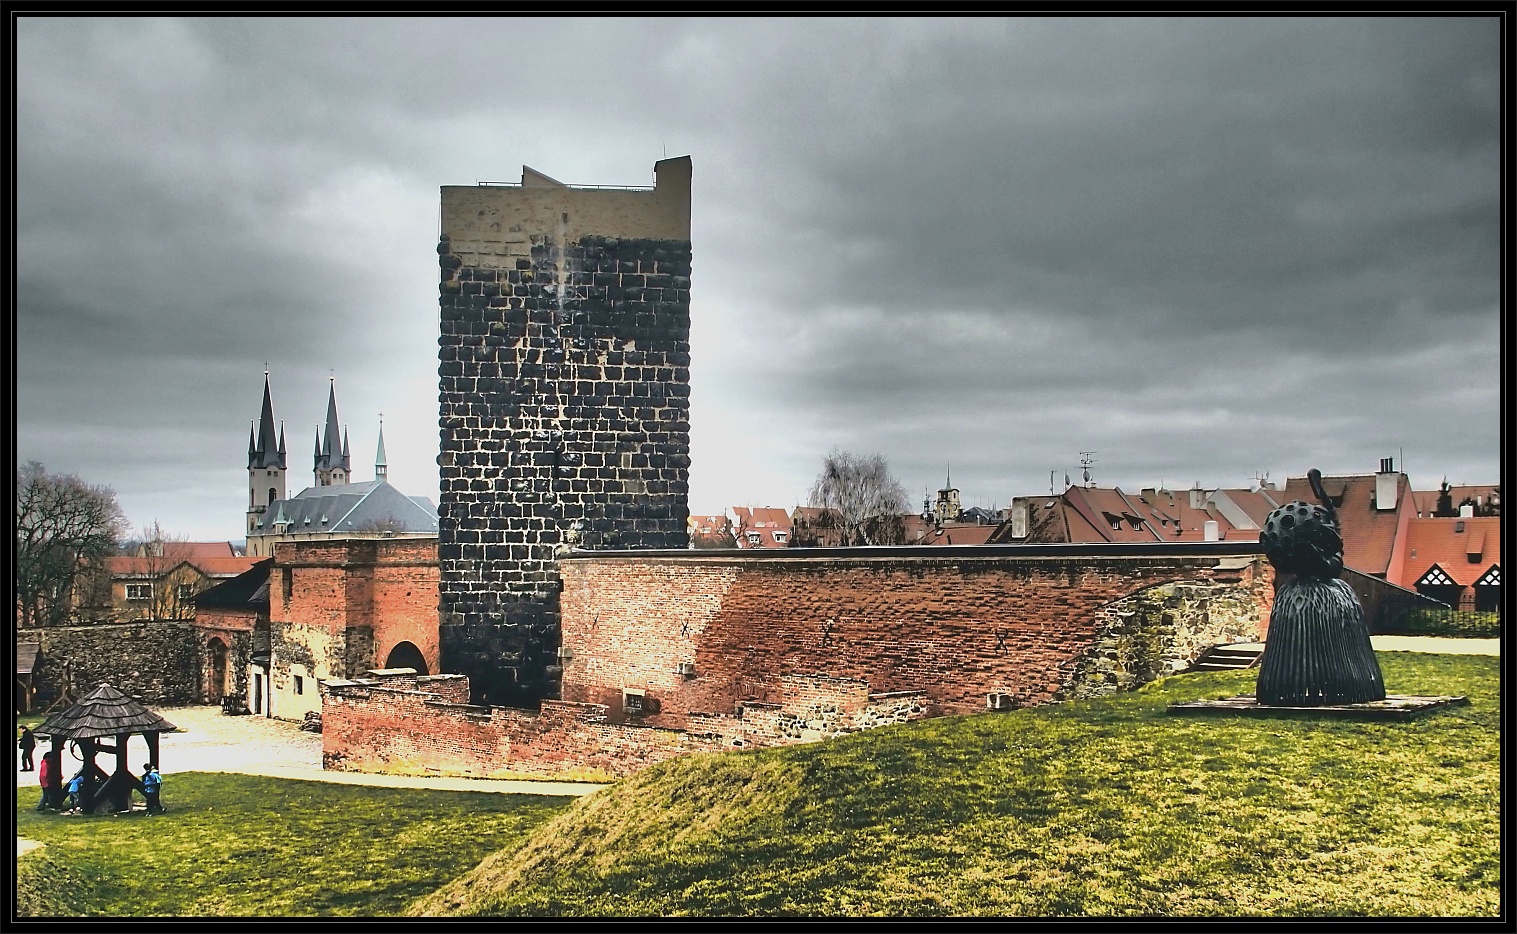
437,157 -> 692,706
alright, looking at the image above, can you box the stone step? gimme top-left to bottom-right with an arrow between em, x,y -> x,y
1191,645 -> 1264,672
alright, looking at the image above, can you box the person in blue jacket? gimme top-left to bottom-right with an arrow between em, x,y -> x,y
142,763 -> 164,814
65,769 -> 84,812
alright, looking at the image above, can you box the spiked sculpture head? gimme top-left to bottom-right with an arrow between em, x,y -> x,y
1259,468 -> 1343,579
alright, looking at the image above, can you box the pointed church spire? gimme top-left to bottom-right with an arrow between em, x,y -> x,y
322,377 -> 343,469
253,372 -> 280,468
277,421 -> 287,469
248,421 -> 259,467
374,415 -> 388,482
341,427 -> 351,472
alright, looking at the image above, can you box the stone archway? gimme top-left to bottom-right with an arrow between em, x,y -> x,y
207,638 -> 229,703
383,641 -> 428,675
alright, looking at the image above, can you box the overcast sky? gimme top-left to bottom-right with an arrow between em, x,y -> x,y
15,16 -> 1504,542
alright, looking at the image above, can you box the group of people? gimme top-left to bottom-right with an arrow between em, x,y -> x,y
20,726 -> 164,815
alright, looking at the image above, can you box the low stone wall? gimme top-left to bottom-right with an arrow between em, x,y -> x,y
320,670 -> 930,780
17,620 -> 199,707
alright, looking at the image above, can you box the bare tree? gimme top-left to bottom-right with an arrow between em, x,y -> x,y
15,461 -> 127,628
130,521 -> 200,621
805,450 -> 909,546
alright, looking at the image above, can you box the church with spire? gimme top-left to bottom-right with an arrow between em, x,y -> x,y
244,373 -> 438,558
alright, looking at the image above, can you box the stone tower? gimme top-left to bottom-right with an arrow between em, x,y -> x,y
437,157 -> 693,706
247,372 -> 288,536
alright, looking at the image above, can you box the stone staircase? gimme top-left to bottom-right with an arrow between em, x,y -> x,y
1191,643 -> 1264,672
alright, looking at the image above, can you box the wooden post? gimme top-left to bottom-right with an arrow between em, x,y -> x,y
111,732 -> 131,812
78,738 -> 99,814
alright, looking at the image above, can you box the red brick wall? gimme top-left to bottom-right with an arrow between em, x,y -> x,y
558,549 -> 1272,719
319,545 -> 1268,780
272,538 -> 439,676
321,670 -> 929,779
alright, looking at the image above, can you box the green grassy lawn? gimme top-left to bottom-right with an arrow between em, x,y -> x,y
16,775 -> 569,917
18,653 -> 1500,918
411,653 -> 1500,918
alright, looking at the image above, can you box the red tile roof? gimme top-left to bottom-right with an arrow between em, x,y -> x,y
915,523 -> 998,546
729,507 -> 793,548
107,554 -> 260,578
1392,516 -> 1502,589
135,541 -> 237,561
1275,472 -> 1414,577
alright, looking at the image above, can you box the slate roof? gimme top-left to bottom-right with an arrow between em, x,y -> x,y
251,479 -> 439,535
36,683 -> 177,740
1391,516 -> 1502,589
192,559 -> 273,610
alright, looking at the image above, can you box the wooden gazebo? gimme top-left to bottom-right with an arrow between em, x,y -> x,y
35,683 -> 176,814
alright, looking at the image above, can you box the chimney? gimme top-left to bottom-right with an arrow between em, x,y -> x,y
1011,503 -> 1028,539
1189,482 -> 1206,509
1203,520 -> 1220,542
1374,457 -> 1398,512
1459,504 -> 1474,518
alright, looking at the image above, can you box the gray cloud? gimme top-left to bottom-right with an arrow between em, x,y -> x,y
15,16 -> 1502,538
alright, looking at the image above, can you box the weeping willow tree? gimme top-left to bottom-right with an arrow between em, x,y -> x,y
805,450 -> 908,546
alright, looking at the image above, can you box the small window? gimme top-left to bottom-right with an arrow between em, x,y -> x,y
125,583 -> 151,601
623,688 -> 645,713
1128,518 -> 1142,531
177,583 -> 195,602
772,531 -> 788,543
294,675 -> 304,696
746,531 -> 762,545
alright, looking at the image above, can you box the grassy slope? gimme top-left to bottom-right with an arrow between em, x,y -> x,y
410,653 -> 1500,918
15,776 -> 568,917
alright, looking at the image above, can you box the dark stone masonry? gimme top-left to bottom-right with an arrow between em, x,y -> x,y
437,159 -> 693,706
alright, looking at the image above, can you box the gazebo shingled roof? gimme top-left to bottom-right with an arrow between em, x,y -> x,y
36,683 -> 177,741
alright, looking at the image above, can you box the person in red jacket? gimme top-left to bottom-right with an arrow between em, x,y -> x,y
35,750 -> 60,811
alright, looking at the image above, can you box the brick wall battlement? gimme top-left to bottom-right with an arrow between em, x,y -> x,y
557,546 -> 1272,719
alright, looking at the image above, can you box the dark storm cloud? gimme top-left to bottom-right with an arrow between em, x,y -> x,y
777,18 -> 1499,339
14,16 -> 1502,537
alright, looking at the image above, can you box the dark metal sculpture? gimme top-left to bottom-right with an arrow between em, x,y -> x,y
1254,468 -> 1386,706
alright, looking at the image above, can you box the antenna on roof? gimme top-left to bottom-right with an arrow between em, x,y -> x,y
1050,471 -> 1055,496
1080,452 -> 1096,488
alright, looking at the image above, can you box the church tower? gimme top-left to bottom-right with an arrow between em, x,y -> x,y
247,371 -> 288,535
313,377 -> 351,488
935,466 -> 961,524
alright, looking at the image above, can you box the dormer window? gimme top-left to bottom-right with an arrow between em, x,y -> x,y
772,531 -> 788,543
746,531 -> 761,545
